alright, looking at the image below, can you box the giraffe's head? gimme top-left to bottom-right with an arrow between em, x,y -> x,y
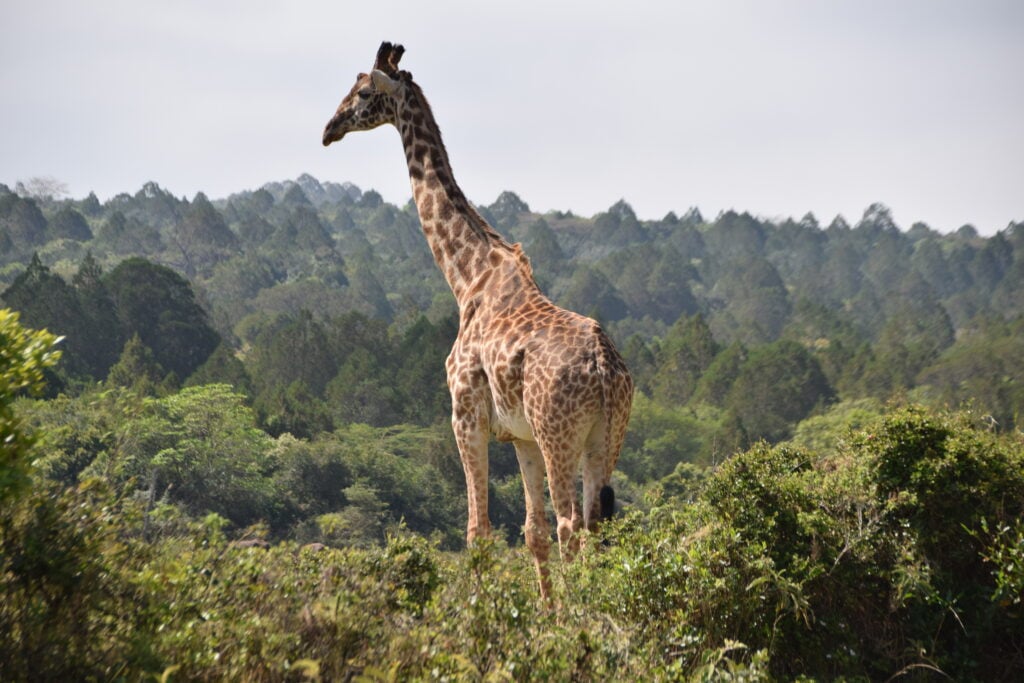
322,42 -> 408,147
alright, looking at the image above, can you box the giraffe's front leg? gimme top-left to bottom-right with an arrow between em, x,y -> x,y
449,363 -> 492,544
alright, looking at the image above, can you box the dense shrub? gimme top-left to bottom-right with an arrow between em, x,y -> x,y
3,385 -> 1023,679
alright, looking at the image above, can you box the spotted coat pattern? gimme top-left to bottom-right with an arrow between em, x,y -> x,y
323,42 -> 633,600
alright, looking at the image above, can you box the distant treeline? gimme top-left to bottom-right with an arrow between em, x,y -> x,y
2,175 -> 1021,448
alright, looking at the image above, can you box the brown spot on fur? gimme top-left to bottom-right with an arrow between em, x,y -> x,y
420,194 -> 434,220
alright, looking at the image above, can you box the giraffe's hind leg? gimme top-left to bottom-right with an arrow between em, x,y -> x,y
513,439 -> 552,600
529,429 -> 584,562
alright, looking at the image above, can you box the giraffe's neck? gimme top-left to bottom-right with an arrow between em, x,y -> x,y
394,81 -> 508,304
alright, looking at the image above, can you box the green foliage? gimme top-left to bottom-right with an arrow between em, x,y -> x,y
0,192 -> 48,251
650,313 -> 718,404
0,479 -> 151,682
4,178 -> 1024,678
0,309 -> 61,502
2,404 -> 1023,680
104,257 -> 220,380
90,384 -> 277,528
48,206 -> 93,241
4,177 -> 1024,444
583,406 -> 1024,679
789,396 -> 883,454
725,339 -> 835,442
106,333 -> 165,393
1,253 -> 219,385
863,407 -> 1024,590
619,393 -> 713,478
975,518 -> 1024,609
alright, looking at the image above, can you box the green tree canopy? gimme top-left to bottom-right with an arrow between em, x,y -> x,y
0,309 -> 61,502
103,257 -> 220,381
725,340 -> 835,442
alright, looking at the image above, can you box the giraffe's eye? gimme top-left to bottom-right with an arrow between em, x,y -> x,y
358,90 -> 372,100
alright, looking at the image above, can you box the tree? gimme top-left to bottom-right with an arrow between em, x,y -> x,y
918,316 -> 1024,430
620,334 -> 657,395
593,200 -> 645,247
618,393 -> 710,480
968,232 -> 1013,292
524,218 -> 564,280
692,342 -> 747,407
185,342 -> 252,396
559,266 -> 628,322
270,205 -> 335,253
14,176 -> 68,200
1,254 -> 93,379
170,192 -> 240,276
651,314 -> 719,405
106,334 -> 164,394
118,180 -> 185,230
487,191 -> 530,229
113,384 -> 276,526
103,258 -> 220,381
600,244 -> 697,323
249,310 -> 337,399
78,191 -> 102,217
271,435 -> 352,531
870,273 -> 955,388
95,211 -> 163,255
819,241 -> 863,303
725,340 -> 835,443
0,309 -> 61,503
703,211 -> 765,268
48,207 -> 93,241
71,253 -> 123,377
325,348 -> 400,427
782,298 -> 864,388
394,314 -> 457,424
709,257 -> 792,344
766,215 -> 825,295
255,380 -> 332,439
0,193 -> 48,250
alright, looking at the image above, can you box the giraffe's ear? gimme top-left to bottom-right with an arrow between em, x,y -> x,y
371,69 -> 400,95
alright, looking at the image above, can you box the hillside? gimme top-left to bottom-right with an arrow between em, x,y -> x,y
1,176 -> 1023,679
2,175 -> 1022,443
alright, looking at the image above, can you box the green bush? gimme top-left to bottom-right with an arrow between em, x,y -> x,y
3,399 -> 1023,680
0,308 -> 61,502
0,480 -> 155,681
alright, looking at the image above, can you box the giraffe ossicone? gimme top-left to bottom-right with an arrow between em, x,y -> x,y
323,41 -> 633,600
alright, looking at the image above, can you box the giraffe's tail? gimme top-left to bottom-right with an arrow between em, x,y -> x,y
599,484 -> 615,520
592,325 -> 633,520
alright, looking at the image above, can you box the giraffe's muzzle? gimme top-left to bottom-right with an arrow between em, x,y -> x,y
322,126 -> 343,146
322,114 -> 348,146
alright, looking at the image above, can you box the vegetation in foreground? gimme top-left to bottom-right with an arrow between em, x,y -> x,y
2,312 -> 1022,681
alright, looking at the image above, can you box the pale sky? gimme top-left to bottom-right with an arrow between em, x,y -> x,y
2,1 -> 1022,234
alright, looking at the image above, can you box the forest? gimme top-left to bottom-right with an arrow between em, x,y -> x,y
1,175 -> 1022,680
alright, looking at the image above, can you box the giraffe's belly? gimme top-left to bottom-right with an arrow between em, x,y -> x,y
490,400 -> 534,443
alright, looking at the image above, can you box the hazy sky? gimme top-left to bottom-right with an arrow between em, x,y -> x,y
2,1 -> 1021,234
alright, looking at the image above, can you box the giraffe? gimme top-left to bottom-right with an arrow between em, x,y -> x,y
322,42 -> 633,599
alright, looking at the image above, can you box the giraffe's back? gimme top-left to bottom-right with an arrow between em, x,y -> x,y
478,298 -> 631,456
